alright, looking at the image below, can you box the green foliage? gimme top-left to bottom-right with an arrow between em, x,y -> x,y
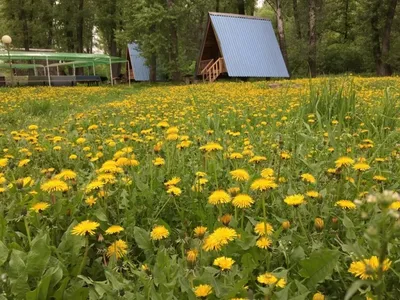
299,249 -> 340,288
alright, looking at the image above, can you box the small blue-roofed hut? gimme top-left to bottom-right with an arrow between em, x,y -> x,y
127,43 -> 150,81
197,12 -> 289,82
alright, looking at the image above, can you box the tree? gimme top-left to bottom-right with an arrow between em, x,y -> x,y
265,0 -> 289,70
292,0 -> 302,39
308,0 -> 317,77
370,0 -> 398,76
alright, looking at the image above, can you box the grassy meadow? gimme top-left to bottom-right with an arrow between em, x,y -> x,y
0,77 -> 399,299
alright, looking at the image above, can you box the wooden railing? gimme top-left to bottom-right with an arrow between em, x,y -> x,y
203,57 -> 225,82
200,59 -> 214,75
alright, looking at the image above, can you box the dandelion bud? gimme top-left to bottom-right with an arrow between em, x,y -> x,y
98,233 -> 104,242
366,226 -> 378,237
219,214 -> 232,226
331,217 -> 339,230
15,179 -> 24,189
141,264 -> 151,275
282,220 -> 290,230
186,249 -> 198,263
314,218 -> 324,231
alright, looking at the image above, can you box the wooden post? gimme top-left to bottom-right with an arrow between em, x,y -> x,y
109,57 -> 113,86
127,61 -> 131,86
46,57 -> 51,86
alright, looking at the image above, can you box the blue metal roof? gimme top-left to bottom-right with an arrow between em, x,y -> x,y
209,13 -> 289,78
127,43 -> 150,81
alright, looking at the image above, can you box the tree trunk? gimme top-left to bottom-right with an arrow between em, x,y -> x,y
249,0 -> 256,15
19,2 -> 30,51
108,0 -> 120,77
77,0 -> 84,53
343,0 -> 349,41
166,0 -> 181,81
47,0 -> 55,48
237,0 -> 245,14
216,0 -> 220,12
276,0 -> 289,70
292,0 -> 302,39
308,0 -> 317,77
370,0 -> 383,75
65,3 -> 75,52
380,0 -> 398,76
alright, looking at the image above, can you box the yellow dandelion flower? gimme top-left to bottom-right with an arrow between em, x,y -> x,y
301,173 -> 316,183
199,142 -> 223,152
348,256 -> 391,280
105,225 -> 124,235
249,155 -> 267,163
232,194 -> 254,208
208,190 -> 231,205
250,178 -> 278,191
153,157 -> 165,166
69,154 -> 78,160
85,195 -> 97,206
167,186 -> 182,196
187,249 -> 198,263
164,177 -> 181,186
261,168 -> 274,178
306,190 -> 320,198
41,179 -> 69,193
30,202 -> 50,213
335,156 -> 355,168
256,237 -> 272,249
196,171 -> 207,178
71,220 -> 100,236
313,292 -> 325,300
202,227 -> 238,251
85,180 -> 104,193
230,169 -> 250,181
335,200 -> 356,209
353,162 -> 370,171
229,152 -> 243,159
389,201 -> 400,210
55,169 -> 77,180
97,173 -> 117,184
150,225 -> 169,240
166,126 -> 179,134
0,158 -> 8,168
18,159 -> 30,167
194,284 -> 212,298
28,124 -> 38,131
276,278 -> 286,288
284,194 -> 305,206
254,222 -> 274,236
213,256 -> 235,270
280,152 -> 291,159
373,175 -> 387,182
194,226 -> 207,237
107,239 -> 128,259
257,273 -> 278,285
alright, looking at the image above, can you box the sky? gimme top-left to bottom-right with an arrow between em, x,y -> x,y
257,0 -> 264,8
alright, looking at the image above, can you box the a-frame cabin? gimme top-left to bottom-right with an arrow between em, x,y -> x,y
197,12 -> 289,82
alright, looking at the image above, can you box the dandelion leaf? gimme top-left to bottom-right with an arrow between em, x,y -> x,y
299,249 -> 340,288
26,234 -> 51,277
0,241 -> 8,266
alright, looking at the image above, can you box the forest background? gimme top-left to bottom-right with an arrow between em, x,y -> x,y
0,0 -> 398,81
